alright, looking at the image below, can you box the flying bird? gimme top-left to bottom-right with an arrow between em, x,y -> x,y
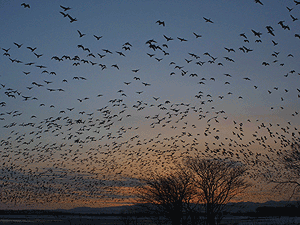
103,49 -> 113,54
177,37 -> 187,42
193,32 -> 202,38
60,11 -> 69,17
251,29 -> 262,38
203,17 -> 213,23
13,43 -> 23,48
272,40 -> 278,46
112,64 -> 119,69
156,20 -> 165,26
163,35 -> 173,41
21,3 -> 30,8
60,5 -> 71,11
254,0 -> 263,5
94,35 -> 103,40
27,46 -> 37,52
266,26 -> 275,36
290,15 -> 298,22
67,14 -> 77,23
77,30 -> 86,38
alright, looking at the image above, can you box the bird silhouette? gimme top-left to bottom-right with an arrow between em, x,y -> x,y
156,20 -> 165,26
254,0 -> 263,5
27,46 -> 37,52
163,35 -> 173,41
193,32 -> 202,38
94,35 -> 103,40
60,11 -> 69,17
60,5 -> 71,11
67,14 -> 77,23
290,15 -> 298,22
77,30 -> 86,38
13,43 -> 23,48
177,37 -> 187,42
21,3 -> 30,8
251,29 -> 262,38
203,17 -> 213,23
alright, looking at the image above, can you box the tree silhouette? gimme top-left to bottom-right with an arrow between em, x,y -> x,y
137,157 -> 250,225
137,167 -> 196,225
184,157 -> 250,225
268,140 -> 300,199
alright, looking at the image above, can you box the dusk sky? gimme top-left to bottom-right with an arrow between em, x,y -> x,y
1,0 -> 300,209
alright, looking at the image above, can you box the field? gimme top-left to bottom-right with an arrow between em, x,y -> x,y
1,215 -> 300,225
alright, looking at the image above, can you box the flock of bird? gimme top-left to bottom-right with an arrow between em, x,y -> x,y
0,1 -> 300,209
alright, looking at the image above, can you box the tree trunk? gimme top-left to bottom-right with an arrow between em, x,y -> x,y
207,216 -> 216,225
206,203 -> 216,225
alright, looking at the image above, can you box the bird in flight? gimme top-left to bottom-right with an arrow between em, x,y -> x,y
112,64 -> 119,69
34,53 -> 43,58
251,29 -> 262,38
266,26 -> 275,36
142,82 -> 151,86
177,37 -> 187,42
60,5 -> 71,11
60,11 -> 69,17
94,35 -> 103,40
21,3 -> 30,8
103,49 -> 112,54
116,51 -> 125,57
156,20 -> 165,26
14,43 -> 23,48
290,15 -> 298,22
67,14 -> 77,23
77,30 -> 86,38
163,35 -> 173,41
272,40 -> 278,46
193,32 -> 202,38
203,17 -> 213,23
254,0 -> 263,5
224,47 -> 235,52
27,46 -> 37,52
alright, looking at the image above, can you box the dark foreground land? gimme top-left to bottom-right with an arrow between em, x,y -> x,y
1,215 -> 300,225
0,215 -> 132,225
1,204 -> 300,225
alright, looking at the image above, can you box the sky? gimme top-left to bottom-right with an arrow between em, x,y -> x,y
0,0 -> 300,209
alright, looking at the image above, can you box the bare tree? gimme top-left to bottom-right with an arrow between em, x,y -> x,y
137,167 -> 196,225
184,157 -> 250,225
268,141 -> 300,199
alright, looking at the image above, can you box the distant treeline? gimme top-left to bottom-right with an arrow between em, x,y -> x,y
228,205 -> 300,217
1,204 -> 299,217
254,205 -> 300,217
0,210 -> 75,216
0,210 -> 112,216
